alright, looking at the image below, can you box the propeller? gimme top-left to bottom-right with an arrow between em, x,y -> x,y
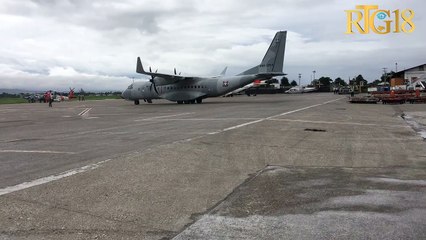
148,66 -> 159,95
174,68 -> 177,75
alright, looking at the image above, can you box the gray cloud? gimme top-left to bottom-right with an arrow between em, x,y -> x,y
0,0 -> 425,91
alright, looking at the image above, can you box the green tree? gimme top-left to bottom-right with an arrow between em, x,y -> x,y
318,76 -> 332,86
290,80 -> 298,86
380,71 -> 395,83
354,74 -> 368,86
334,77 -> 347,86
280,76 -> 290,86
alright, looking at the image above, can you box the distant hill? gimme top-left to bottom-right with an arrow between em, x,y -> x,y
0,89 -> 37,94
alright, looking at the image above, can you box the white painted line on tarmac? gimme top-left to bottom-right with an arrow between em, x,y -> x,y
0,159 -> 111,196
134,112 -> 194,122
78,108 -> 92,116
268,118 -> 410,128
0,139 -> 23,143
143,117 -> 261,122
0,150 -> 76,154
206,97 -> 345,135
222,119 -> 264,132
267,98 -> 345,119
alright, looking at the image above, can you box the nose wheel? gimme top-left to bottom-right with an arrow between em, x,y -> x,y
134,100 -> 140,105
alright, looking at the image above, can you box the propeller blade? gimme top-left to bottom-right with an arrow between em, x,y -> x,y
149,77 -> 159,95
155,69 -> 158,73
152,82 -> 159,95
149,66 -> 152,72
174,68 -> 176,75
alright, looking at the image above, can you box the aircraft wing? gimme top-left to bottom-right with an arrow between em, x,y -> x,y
255,72 -> 286,79
136,57 -> 194,83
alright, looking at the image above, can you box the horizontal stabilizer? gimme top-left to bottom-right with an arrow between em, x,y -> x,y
220,66 -> 228,76
255,72 -> 286,79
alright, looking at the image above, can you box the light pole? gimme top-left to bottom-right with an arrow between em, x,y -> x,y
382,67 -> 387,86
313,70 -> 317,89
298,73 -> 301,86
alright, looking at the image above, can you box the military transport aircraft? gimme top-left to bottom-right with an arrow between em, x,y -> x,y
121,31 -> 287,104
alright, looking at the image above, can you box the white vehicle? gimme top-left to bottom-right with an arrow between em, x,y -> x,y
285,86 -> 316,94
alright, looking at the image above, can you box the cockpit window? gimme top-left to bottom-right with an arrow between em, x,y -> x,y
127,84 -> 133,89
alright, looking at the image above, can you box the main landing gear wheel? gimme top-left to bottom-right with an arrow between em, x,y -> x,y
134,100 -> 140,105
177,101 -> 183,104
196,98 -> 202,104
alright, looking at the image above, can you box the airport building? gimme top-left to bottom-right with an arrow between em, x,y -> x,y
392,63 -> 426,90
394,63 -> 426,84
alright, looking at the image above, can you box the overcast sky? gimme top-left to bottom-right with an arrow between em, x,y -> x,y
0,0 -> 425,91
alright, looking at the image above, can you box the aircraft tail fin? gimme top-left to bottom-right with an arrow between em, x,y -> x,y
238,31 -> 287,75
136,57 -> 146,74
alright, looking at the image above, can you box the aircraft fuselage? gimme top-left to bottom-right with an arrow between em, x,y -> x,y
122,75 -> 257,103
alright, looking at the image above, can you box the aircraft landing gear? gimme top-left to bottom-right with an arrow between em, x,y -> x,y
147,99 -> 152,103
134,100 -> 140,105
178,99 -> 201,104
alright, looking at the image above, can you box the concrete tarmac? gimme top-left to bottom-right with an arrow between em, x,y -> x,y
0,94 -> 425,239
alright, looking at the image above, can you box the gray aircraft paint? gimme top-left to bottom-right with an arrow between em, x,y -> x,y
122,31 -> 287,104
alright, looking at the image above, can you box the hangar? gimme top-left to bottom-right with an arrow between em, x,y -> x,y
394,63 -> 426,85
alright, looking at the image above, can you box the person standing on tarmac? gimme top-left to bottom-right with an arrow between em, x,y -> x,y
48,90 -> 53,107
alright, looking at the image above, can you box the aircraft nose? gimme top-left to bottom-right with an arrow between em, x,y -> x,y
121,89 -> 130,99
